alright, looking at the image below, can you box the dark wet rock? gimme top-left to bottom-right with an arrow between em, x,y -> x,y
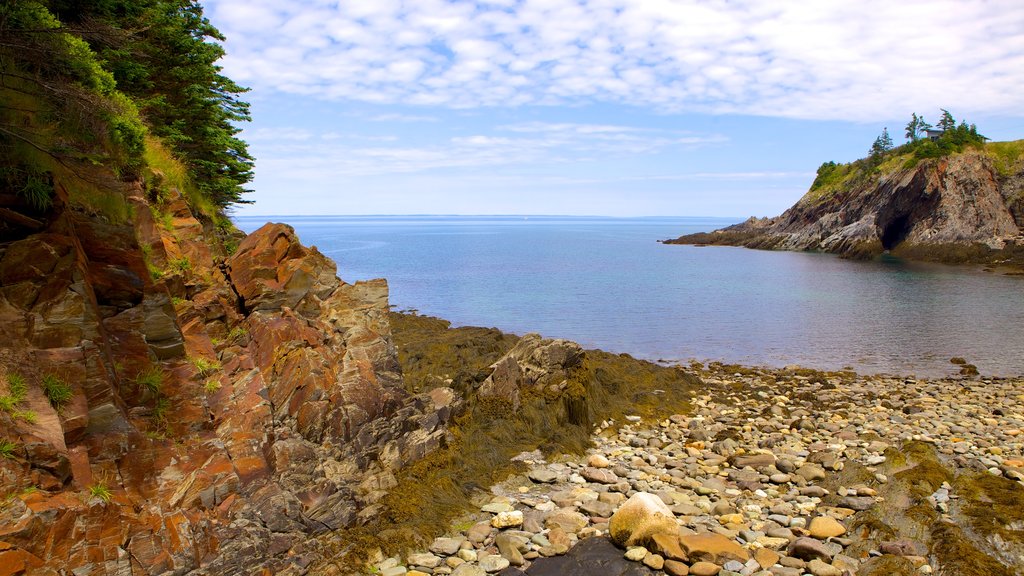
524,537 -> 655,576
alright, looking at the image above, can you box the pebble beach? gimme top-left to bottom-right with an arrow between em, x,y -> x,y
369,365 -> 1024,576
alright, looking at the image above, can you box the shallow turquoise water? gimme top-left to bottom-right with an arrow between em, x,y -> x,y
235,215 -> 1024,377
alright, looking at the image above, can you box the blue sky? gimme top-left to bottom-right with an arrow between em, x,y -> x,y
202,0 -> 1024,217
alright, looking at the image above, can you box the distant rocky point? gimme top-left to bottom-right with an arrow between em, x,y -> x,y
664,143 -> 1024,271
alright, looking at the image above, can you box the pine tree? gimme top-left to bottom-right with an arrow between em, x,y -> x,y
870,128 -> 893,157
938,109 -> 956,131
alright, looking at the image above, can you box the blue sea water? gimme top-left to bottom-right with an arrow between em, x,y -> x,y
234,215 -> 1024,377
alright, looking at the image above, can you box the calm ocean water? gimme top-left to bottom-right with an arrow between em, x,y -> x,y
235,215 -> 1024,377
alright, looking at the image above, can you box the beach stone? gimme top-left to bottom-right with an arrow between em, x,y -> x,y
529,469 -> 559,484
807,558 -> 843,576
664,559 -> 690,575
608,492 -> 679,547
479,554 -> 509,572
643,553 -> 665,570
495,533 -> 526,566
722,560 -> 745,572
451,564 -> 486,576
381,568 -> 407,576
468,521 -> 492,544
580,499 -> 616,518
808,517 -> 846,539
492,511 -> 524,529
583,466 -> 619,484
678,533 -> 749,564
407,552 -> 442,568
650,531 -> 687,561
625,546 -> 648,561
588,454 -> 611,468
837,495 -> 875,511
545,508 -> 589,533
732,453 -> 776,469
754,547 -> 780,569
831,554 -> 860,573
430,537 -> 466,556
788,537 -> 833,561
458,549 -> 478,562
689,561 -> 721,576
795,464 -> 826,482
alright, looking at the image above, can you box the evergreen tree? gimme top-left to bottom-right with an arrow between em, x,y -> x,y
51,0 -> 254,208
870,127 -> 893,157
938,109 -> 956,131
905,113 -> 921,141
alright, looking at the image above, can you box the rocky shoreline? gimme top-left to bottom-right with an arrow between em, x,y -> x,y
365,364 -> 1024,576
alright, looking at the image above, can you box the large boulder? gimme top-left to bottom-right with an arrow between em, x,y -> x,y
608,492 -> 679,548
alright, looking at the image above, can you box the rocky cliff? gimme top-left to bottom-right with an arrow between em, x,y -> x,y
0,175 -> 466,574
665,145 -> 1024,269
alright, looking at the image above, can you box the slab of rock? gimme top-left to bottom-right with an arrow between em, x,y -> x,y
608,492 -> 679,548
808,516 -> 846,539
525,536 -> 655,576
678,533 -> 749,564
788,537 -> 833,561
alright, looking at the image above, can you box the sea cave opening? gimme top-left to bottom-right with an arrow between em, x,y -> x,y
881,214 -> 913,250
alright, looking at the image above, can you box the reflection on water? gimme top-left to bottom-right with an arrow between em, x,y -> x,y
236,216 -> 1024,377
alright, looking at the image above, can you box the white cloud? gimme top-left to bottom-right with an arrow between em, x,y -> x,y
205,0 -> 1024,120
245,122 -> 725,178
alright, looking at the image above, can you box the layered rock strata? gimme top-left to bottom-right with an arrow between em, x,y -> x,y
0,184 -> 455,574
665,149 -> 1024,268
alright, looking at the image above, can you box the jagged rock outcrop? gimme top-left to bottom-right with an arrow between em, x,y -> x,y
0,183 -> 459,574
665,147 -> 1024,268
477,334 -> 583,410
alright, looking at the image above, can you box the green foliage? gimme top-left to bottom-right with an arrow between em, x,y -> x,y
41,374 -> 72,408
227,326 -> 247,341
0,439 -> 17,459
0,396 -> 16,412
0,1 -> 147,182
152,396 -> 170,423
89,483 -> 112,502
869,127 -> 894,157
134,367 -> 164,395
984,140 -> 1024,177
13,410 -> 38,424
52,0 -> 255,208
904,112 -> 932,142
204,379 -> 221,393
169,256 -> 191,273
6,373 -> 28,403
189,356 -> 220,377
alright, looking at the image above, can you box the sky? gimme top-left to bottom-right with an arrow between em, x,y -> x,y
201,0 -> 1024,218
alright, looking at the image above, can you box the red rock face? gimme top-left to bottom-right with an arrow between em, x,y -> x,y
0,186 -> 452,574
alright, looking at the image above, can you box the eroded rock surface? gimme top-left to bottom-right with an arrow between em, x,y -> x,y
0,188 -> 458,574
666,149 -> 1024,268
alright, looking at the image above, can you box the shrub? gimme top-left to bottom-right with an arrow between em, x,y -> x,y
189,357 -> 220,377
89,483 -> 112,502
13,410 -> 37,424
134,367 -> 164,395
169,256 -> 191,274
0,439 -> 17,459
152,397 -> 170,423
6,373 -> 27,402
204,379 -> 221,393
42,374 -> 72,408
